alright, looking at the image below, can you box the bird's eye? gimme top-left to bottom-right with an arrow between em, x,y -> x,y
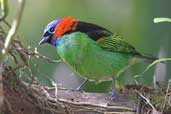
49,27 -> 55,33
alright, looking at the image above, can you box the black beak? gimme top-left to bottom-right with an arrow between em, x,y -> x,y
39,36 -> 50,45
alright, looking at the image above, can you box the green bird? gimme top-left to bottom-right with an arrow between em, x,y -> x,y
39,16 -> 156,97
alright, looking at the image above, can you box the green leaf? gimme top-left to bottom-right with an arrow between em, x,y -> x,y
154,17 -> 171,23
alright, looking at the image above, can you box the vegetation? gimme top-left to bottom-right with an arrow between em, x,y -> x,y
0,0 -> 171,114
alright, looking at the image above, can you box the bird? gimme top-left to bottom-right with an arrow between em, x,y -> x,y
39,16 -> 157,97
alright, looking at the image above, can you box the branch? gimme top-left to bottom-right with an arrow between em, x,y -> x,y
0,0 -> 8,21
16,47 -> 62,64
2,71 -> 136,114
0,1 -> 25,109
0,64 -> 3,109
0,0 -> 25,62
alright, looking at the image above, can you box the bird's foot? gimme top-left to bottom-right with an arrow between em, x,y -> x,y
71,86 -> 83,92
109,89 -> 119,101
107,90 -> 120,106
70,87 -> 83,92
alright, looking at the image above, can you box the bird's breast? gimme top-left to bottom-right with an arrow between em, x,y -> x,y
56,32 -> 130,82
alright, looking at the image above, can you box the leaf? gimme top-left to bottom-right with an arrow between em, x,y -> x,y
154,17 -> 171,23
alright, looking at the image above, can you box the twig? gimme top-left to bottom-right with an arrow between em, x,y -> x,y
136,96 -> 143,114
0,64 -> 4,109
16,47 -> 62,63
162,79 -> 171,112
3,19 -> 11,28
135,90 -> 158,114
0,0 -> 25,62
0,0 -> 9,108
8,64 -> 26,73
134,58 -> 171,78
0,0 -> 8,21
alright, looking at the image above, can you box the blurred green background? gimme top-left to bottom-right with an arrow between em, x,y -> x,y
7,0 -> 171,92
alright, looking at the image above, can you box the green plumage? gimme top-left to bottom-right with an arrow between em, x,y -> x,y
56,32 -> 147,82
97,33 -> 139,54
39,17 -> 158,95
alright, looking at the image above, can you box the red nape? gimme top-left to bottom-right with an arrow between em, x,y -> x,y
52,16 -> 78,39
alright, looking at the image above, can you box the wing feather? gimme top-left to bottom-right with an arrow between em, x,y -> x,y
96,33 -> 140,55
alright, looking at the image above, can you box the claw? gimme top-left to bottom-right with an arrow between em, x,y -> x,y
109,77 -> 119,100
109,88 -> 119,101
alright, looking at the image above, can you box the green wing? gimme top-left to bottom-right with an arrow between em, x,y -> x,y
96,33 -> 140,55
77,22 -> 140,55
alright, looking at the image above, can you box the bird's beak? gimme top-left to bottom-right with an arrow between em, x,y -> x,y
39,36 -> 50,45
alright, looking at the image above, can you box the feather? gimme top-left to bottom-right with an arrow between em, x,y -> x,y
70,21 -> 140,55
96,33 -> 141,55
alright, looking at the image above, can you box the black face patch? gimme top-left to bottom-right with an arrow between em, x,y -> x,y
43,31 -> 51,37
43,31 -> 53,43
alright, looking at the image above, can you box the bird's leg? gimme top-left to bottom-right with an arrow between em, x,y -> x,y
111,77 -> 119,99
75,78 -> 88,91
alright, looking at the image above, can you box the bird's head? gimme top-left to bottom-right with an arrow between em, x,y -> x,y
39,16 -> 112,47
39,16 -> 78,46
